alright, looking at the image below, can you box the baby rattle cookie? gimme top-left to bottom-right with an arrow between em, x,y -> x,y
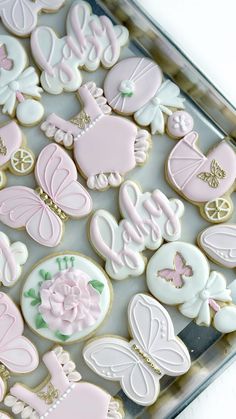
21,252 -> 112,343
0,35 -> 44,126
5,346 -> 123,419
103,56 -> 185,134
0,231 -> 28,287
0,143 -> 92,247
89,180 -> 184,280
166,127 -> 236,223
146,241 -> 236,333
0,292 -> 39,402
198,224 -> 236,268
31,0 -> 129,94
0,0 -> 65,37
41,81 -> 150,190
83,293 -> 191,406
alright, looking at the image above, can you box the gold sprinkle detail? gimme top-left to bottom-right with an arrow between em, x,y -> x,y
37,382 -> 59,405
35,187 -> 68,221
0,138 -> 7,156
70,110 -> 91,129
131,344 -> 161,375
0,364 -> 10,380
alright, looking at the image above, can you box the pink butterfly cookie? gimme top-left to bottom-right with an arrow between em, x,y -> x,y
158,252 -> 193,288
0,143 -> 92,247
0,44 -> 13,70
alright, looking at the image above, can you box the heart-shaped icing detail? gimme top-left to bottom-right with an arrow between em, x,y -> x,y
214,305 -> 236,333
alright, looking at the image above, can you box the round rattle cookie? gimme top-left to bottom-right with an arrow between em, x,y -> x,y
5,347 -> 124,419
0,35 -> 44,126
166,111 -> 194,139
21,252 -> 112,344
0,231 -> 28,288
83,293 -> 191,406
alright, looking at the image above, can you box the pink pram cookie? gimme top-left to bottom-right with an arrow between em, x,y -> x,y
166,131 -> 236,222
0,143 -> 92,247
5,347 -> 123,419
0,232 -> 28,288
41,82 -> 150,191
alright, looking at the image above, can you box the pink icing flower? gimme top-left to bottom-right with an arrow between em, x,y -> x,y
38,269 -> 101,336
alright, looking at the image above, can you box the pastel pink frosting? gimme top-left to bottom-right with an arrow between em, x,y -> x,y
38,269 -> 101,335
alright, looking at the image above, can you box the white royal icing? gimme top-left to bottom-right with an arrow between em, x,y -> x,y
0,232 -> 28,287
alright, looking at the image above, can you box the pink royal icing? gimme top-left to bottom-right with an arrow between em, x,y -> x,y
0,121 -> 22,168
167,111 -> 194,139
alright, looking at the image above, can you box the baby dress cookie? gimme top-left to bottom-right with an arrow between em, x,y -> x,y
0,143 -> 92,247
83,293 -> 191,406
0,35 -> 44,126
41,81 -> 150,190
31,0 -> 129,94
0,231 -> 28,287
21,252 -> 112,343
90,180 -> 184,280
0,292 -> 39,401
0,0 -> 65,37
146,241 -> 236,333
166,127 -> 236,223
5,346 -> 123,419
198,224 -> 236,268
103,56 -> 185,134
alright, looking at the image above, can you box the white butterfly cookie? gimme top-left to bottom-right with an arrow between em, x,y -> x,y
0,232 -> 28,287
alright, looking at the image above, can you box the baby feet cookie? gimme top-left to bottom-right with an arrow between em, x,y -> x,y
31,0 -> 129,94
166,128 -> 236,223
0,232 -> 28,287
41,82 -> 150,190
5,347 -> 123,419
0,292 -> 39,401
83,293 -> 191,406
103,56 -> 185,134
147,242 -> 236,333
0,35 -> 44,125
89,180 -> 184,280
21,252 -> 112,343
0,143 -> 92,247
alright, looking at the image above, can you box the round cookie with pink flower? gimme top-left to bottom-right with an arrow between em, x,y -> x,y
21,253 -> 112,343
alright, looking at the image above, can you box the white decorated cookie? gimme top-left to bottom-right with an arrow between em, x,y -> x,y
5,347 -> 123,419
41,81 -> 150,190
0,232 -> 28,287
89,180 -> 184,280
0,412 -> 11,419
83,293 -> 191,406
31,0 -> 129,94
147,242 -> 236,333
0,35 -> 44,126
21,252 -> 112,343
0,0 -> 65,37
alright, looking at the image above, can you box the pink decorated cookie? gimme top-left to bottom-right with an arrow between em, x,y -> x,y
31,1 -> 129,94
166,132 -> 236,223
0,143 -> 92,247
5,346 -> 123,419
199,224 -> 236,268
83,293 -> 191,406
0,232 -> 28,287
21,252 -> 112,343
0,292 -> 39,401
41,82 -> 150,190
166,110 -> 194,139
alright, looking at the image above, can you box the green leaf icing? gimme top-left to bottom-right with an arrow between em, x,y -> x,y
35,313 -> 47,329
89,280 -> 104,294
39,269 -> 52,281
55,331 -> 70,342
24,288 -> 41,306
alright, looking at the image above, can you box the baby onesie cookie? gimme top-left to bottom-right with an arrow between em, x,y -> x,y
31,0 -> 129,94
0,231 -> 28,287
5,346 -> 123,419
103,56 -> 185,134
166,131 -> 236,223
83,293 -> 191,406
0,35 -> 44,126
0,143 -> 92,247
41,81 -> 150,190
21,252 -> 112,343
198,224 -> 236,268
0,0 -> 65,37
89,180 -> 184,280
0,292 -> 39,401
146,241 -> 236,333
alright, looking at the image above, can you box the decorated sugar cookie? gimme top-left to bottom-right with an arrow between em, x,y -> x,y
41,82 -> 150,190
166,130 -> 236,223
89,180 -> 184,280
83,293 -> 191,406
31,0 -> 129,94
0,35 -> 44,126
103,56 -> 185,134
5,346 -> 123,419
21,252 -> 112,343
0,0 -> 65,37
199,224 -> 236,268
147,242 -> 236,333
0,143 -> 92,247
166,110 -> 194,139
0,292 -> 39,401
0,232 -> 28,287
0,412 -> 11,419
